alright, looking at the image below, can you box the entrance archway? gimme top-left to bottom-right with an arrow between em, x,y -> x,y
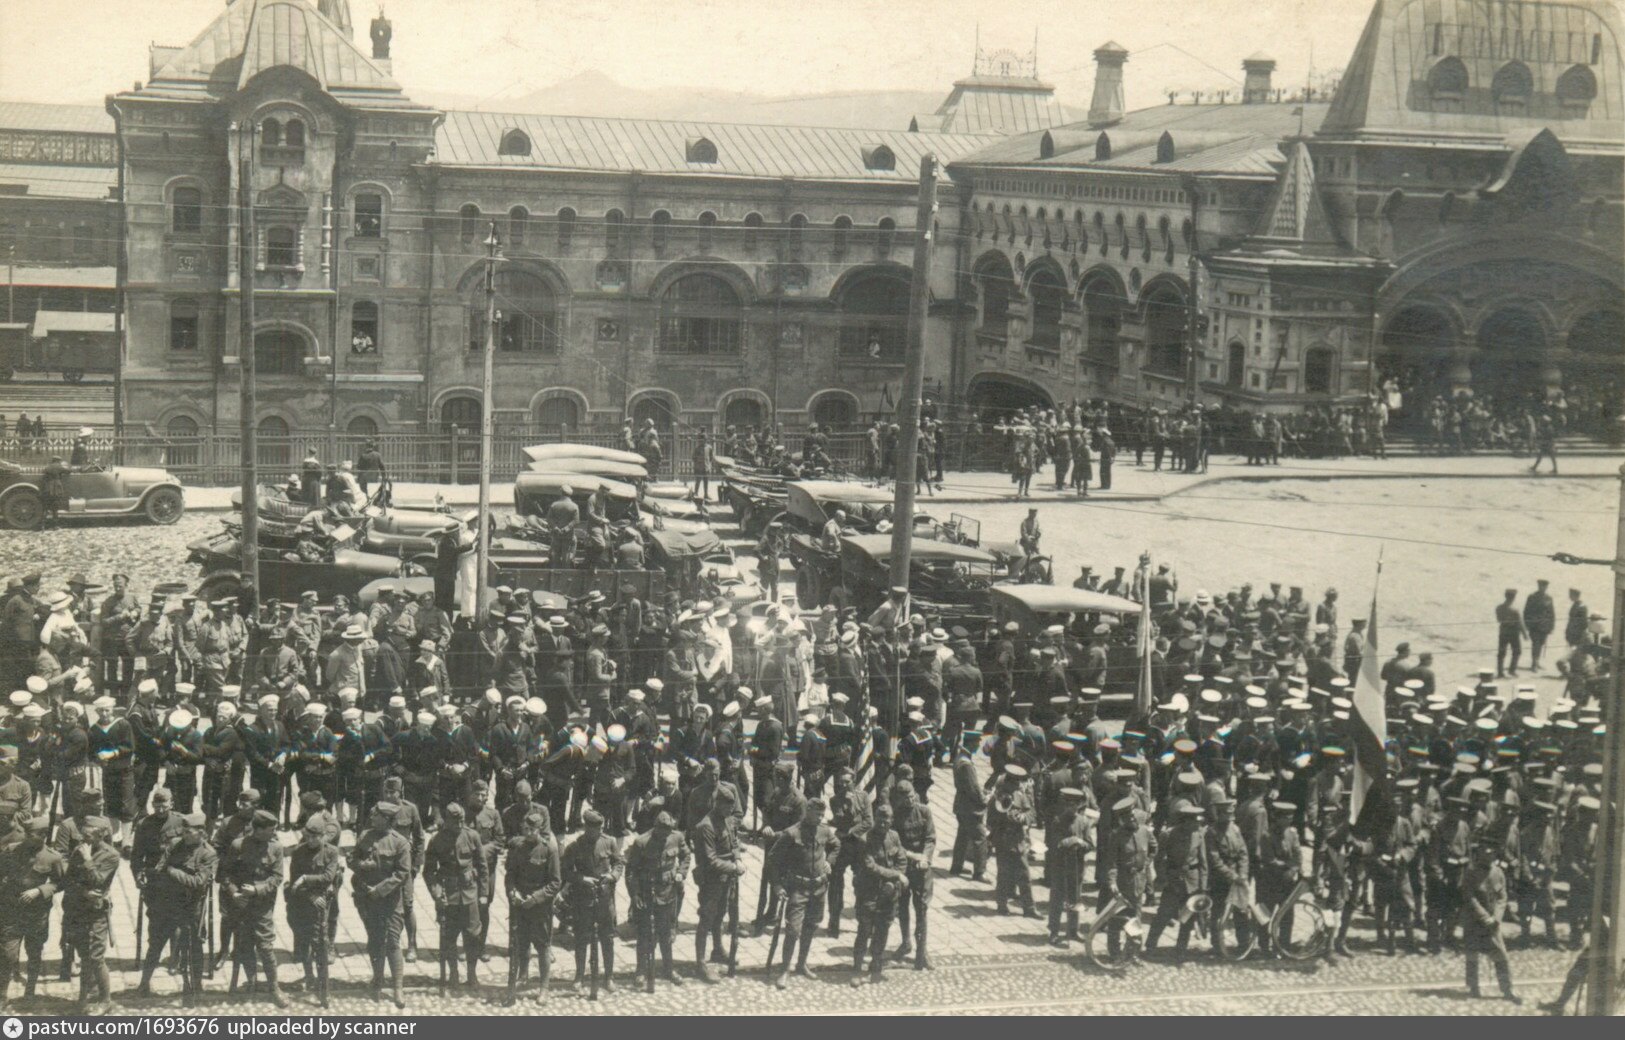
1143,285 -> 1186,377
630,392 -> 679,433
1474,307 -> 1546,404
1380,305 -> 1457,420
965,373 -> 1053,421
721,395 -> 766,430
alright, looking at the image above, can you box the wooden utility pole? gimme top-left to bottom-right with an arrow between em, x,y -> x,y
1586,461 -> 1625,1014
474,221 -> 500,617
887,153 -> 937,731
236,122 -> 259,592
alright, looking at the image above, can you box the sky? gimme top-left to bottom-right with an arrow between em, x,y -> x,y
0,0 -> 1375,113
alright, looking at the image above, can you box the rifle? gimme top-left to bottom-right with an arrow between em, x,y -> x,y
764,881 -> 788,976
587,882 -> 600,1002
726,874 -> 740,977
206,882 -> 215,971
46,778 -> 61,841
135,886 -> 144,962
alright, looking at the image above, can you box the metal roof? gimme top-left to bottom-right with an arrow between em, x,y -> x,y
915,75 -> 1074,136
434,110 -> 998,181
0,163 -> 118,199
954,101 -> 1331,177
0,101 -> 114,135
31,311 -> 115,337
0,266 -> 116,289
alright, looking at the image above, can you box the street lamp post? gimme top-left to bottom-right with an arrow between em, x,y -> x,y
474,221 -> 501,618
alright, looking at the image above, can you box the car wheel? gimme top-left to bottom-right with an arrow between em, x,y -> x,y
2,489 -> 43,530
62,369 -> 84,384
196,574 -> 242,605
144,487 -> 185,525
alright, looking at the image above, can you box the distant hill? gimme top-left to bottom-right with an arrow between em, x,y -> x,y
417,70 -> 946,130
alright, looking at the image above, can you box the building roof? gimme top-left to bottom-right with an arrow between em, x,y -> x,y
433,109 -> 999,182
1320,0 -> 1624,148
913,74 -> 1073,136
0,266 -> 117,290
134,0 -> 426,110
0,101 -> 114,135
0,163 -> 118,200
953,100 -> 1331,178
31,311 -> 115,337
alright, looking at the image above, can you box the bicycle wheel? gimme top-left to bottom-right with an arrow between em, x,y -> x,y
1214,902 -> 1258,962
1086,901 -> 1138,972
1271,889 -> 1329,961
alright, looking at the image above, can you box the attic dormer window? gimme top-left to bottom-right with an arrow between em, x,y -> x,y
1039,132 -> 1055,160
1095,133 -> 1111,161
1156,131 -> 1175,164
498,130 -> 532,157
1492,61 -> 1532,112
686,138 -> 718,164
1427,56 -> 1468,112
260,116 -> 305,164
1557,64 -> 1598,115
862,145 -> 895,171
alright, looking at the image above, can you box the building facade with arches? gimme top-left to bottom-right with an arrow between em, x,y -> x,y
95,0 -> 1624,438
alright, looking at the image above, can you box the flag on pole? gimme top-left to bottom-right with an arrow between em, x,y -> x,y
855,727 -> 876,791
1136,552 -> 1154,715
1349,553 -> 1392,837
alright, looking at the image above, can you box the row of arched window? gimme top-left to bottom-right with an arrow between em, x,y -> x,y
1427,58 -> 1597,113
455,203 -> 900,257
976,204 -> 1191,264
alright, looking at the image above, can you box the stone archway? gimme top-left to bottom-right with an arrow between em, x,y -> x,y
1380,305 -> 1459,419
1473,307 -> 1548,404
965,372 -> 1054,420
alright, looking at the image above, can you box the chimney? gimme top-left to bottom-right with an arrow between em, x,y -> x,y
1088,42 -> 1129,127
370,8 -> 393,69
1243,52 -> 1276,103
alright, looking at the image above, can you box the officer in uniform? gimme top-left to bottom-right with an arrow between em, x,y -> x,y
349,802 -> 410,1007
0,816 -> 63,1008
825,765 -> 871,939
424,801 -> 487,989
467,785 -> 505,958
1101,795 -> 1154,965
1147,802 -> 1209,955
378,776 -> 426,959
1045,788 -> 1094,947
504,806 -> 562,1006
747,696 -> 784,829
691,786 -> 744,982
221,810 -> 287,1005
562,808 -> 623,998
949,738 -> 988,879
286,815 -> 342,1007
136,810 -> 215,1005
988,764 -> 1038,916
1462,839 -> 1520,1003
62,815 -> 119,1014
764,798 -> 840,990
625,810 -> 691,992
851,799 -> 906,988
892,780 -> 935,969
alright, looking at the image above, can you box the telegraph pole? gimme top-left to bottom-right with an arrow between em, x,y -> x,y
1586,461 -> 1625,1014
236,122 -> 259,592
474,221 -> 501,617
888,153 -> 937,732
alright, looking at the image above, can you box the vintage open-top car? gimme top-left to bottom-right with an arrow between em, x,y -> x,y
187,520 -> 411,605
0,461 -> 185,529
837,533 -> 1006,629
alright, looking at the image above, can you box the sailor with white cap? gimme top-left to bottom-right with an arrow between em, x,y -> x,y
165,705 -> 204,815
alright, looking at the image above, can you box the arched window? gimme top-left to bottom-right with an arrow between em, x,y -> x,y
697,211 -> 717,252
474,269 -> 559,354
1095,133 -> 1111,161
354,192 -> 383,237
787,213 -> 808,259
1136,214 -> 1150,261
722,395 -> 765,429
837,269 -> 910,359
686,137 -> 718,164
265,227 -> 298,269
1304,347 -> 1335,394
1226,340 -> 1245,387
650,210 -> 671,254
254,330 -> 304,376
605,209 -> 624,253
811,394 -> 857,430
350,301 -> 379,354
283,119 -> 305,149
630,395 -> 677,433
1115,213 -> 1128,259
556,207 -> 575,250
459,204 -> 482,242
505,205 -> 528,247
169,298 -> 199,352
1039,131 -> 1055,160
1143,286 -> 1186,375
261,119 -> 282,148
346,415 -> 380,438
1492,61 -> 1532,111
1159,214 -> 1174,263
166,415 -> 199,438
1027,267 -> 1066,349
863,145 -> 895,171
172,186 -> 203,233
498,129 -> 532,157
742,212 -> 763,252
1094,211 -> 1107,256
1428,57 -> 1468,108
1156,131 -> 1175,164
877,217 -> 896,256
832,215 -> 852,257
974,254 -> 1014,338
440,396 -> 481,433
256,415 -> 291,468
1557,64 -> 1598,114
658,274 -> 742,355
1080,276 -> 1123,362
535,395 -> 581,429
165,414 -> 200,467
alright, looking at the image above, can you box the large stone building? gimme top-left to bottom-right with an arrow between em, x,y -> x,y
3,0 -> 1618,437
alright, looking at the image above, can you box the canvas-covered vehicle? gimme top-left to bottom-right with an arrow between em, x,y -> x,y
0,461 -> 185,530
522,443 -> 646,466
523,457 -> 649,481
231,486 -> 473,558
989,585 -> 1146,716
515,472 -> 711,533
835,533 -> 1004,628
187,520 -> 410,605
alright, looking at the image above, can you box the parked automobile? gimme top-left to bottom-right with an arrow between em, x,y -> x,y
0,461 -> 185,530
187,520 -> 410,605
